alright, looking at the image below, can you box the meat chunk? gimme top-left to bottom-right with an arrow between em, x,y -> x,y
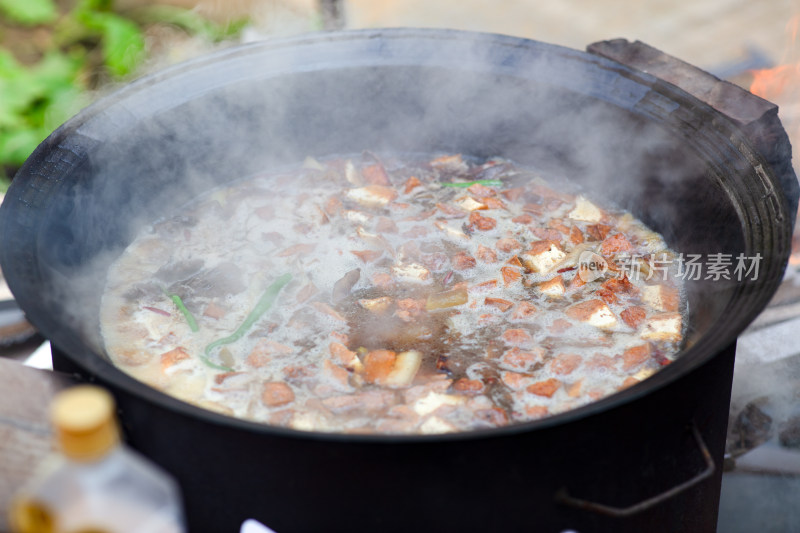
500,266 -> 522,285
430,153 -> 468,171
329,342 -> 363,371
451,252 -> 477,270
262,382 -> 295,407
620,306 -> 647,329
453,378 -> 484,394
351,250 -> 383,263
160,347 -> 190,372
372,272 -> 396,290
474,408 -> 509,427
600,234 -> 633,256
586,224 -> 611,241
247,339 -> 293,368
527,378 -> 561,398
622,344 -> 651,371
549,353 -> 582,376
569,226 -> 584,245
532,228 -> 563,242
469,211 -> 497,231
496,238 -> 523,253
467,183 -> 497,197
500,346 -> 543,370
403,176 -> 422,193
525,405 -> 550,418
502,328 -> 533,346
395,298 -> 426,322
511,301 -> 537,319
502,371 -> 527,390
321,360 -> 352,390
484,297 -> 514,312
362,164 -> 391,186
476,244 -> 498,263
363,350 -> 397,384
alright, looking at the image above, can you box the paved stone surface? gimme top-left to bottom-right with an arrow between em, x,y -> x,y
345,0 -> 797,71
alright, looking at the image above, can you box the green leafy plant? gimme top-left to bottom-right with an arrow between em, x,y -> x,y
0,0 -> 57,26
0,0 -> 246,189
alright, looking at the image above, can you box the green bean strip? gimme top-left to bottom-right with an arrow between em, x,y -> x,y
198,353 -> 233,372
204,273 -> 292,365
162,290 -> 228,370
441,179 -> 503,188
168,293 -> 199,332
199,354 -> 233,372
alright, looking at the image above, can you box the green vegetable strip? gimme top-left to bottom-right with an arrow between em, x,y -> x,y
441,179 -> 503,188
198,354 -> 233,372
169,293 -> 199,332
204,273 -> 292,363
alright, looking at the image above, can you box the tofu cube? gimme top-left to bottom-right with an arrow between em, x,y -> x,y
419,416 -> 458,434
568,196 -> 604,222
521,241 -> 566,273
346,185 -> 398,208
455,196 -> 487,211
641,313 -> 682,342
413,391 -> 465,416
538,275 -> 565,298
565,299 -> 618,329
391,263 -> 431,283
641,284 -> 680,312
359,296 -> 393,314
344,210 -> 372,225
434,220 -> 469,240
384,350 -> 422,388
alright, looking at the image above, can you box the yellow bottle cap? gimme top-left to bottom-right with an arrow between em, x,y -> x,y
9,497 -> 54,533
50,385 -> 120,462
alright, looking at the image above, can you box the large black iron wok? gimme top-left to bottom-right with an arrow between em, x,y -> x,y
1,29 -> 797,533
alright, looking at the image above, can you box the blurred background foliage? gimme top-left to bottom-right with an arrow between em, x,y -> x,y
0,0 -> 248,189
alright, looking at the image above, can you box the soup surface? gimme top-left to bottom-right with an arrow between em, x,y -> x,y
101,154 -> 685,434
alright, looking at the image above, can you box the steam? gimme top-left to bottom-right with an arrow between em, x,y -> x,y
9,29 -> 794,432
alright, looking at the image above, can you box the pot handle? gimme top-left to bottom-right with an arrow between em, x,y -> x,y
588,39 -> 799,229
554,423 -> 714,517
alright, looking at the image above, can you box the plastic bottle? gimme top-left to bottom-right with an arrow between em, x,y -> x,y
9,385 -> 186,533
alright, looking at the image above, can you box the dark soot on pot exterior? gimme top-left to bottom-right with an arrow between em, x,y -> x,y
1,29 -> 796,533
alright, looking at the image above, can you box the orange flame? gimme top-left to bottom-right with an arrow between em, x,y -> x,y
748,15 -> 800,261
750,63 -> 800,102
749,15 -> 800,101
